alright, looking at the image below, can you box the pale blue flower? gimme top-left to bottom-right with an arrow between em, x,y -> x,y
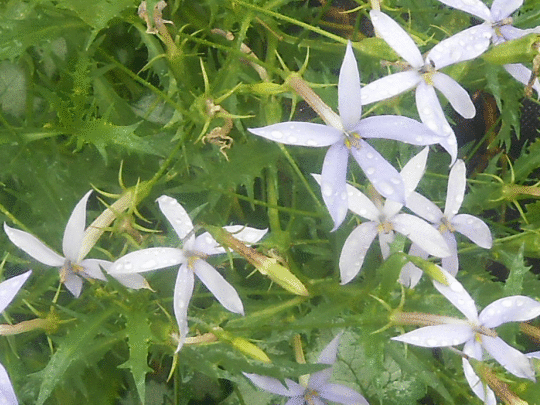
362,11 -> 489,143
393,267 -> 540,404
318,148 -> 450,284
400,159 -> 492,287
3,191 -> 146,297
109,195 -> 267,352
0,270 -> 31,405
437,0 -> 540,93
249,42 -> 457,230
243,333 -> 369,405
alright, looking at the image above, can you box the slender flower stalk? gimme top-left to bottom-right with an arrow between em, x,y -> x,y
249,42 -> 457,230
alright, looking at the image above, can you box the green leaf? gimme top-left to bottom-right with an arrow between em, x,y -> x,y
35,307 -> 116,405
513,138 -> 540,182
498,244 -> 531,296
118,308 -> 153,404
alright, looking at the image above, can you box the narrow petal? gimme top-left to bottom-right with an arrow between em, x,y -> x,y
344,183 -> 380,221
378,230 -> 394,260
436,0 -> 491,21
242,373 -> 304,397
431,73 -> 476,119
319,383 -> 369,405
0,362 -> 18,405
194,259 -> 244,315
432,268 -> 479,322
350,141 -> 405,205
0,270 -> 32,312
194,226 -> 266,256
400,147 -> 429,198
109,247 -> 185,274
63,272 -> 83,297
339,222 -> 378,284
426,25 -> 492,70
285,397 -> 306,405
503,64 -> 540,95
406,192 -> 444,224
482,335 -> 536,380
156,195 -> 195,241
320,143 -> 350,230
441,231 -> 459,276
370,11 -> 424,68
4,223 -> 64,267
392,214 -> 450,258
527,351 -> 540,359
499,25 -> 540,41
339,42 -> 362,129
416,82 -> 454,137
452,214 -> 493,248
490,0 -> 522,21
110,273 -> 150,290
248,122 -> 342,146
399,244 -> 428,288
360,71 -> 421,105
308,333 -> 342,390
79,258 -> 107,281
462,358 -> 497,405
479,296 -> 540,328
61,190 -> 92,262
444,159 -> 466,219
174,264 -> 194,352
392,324 -> 473,347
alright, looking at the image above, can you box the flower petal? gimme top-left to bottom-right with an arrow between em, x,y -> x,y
415,82 -> 454,137
503,64 -> 540,95
63,190 -> 92,262
360,71 -> 421,105
174,264 -> 194,352
462,358 -> 497,405
452,214 -> 492,248
350,140 -> 405,205
436,0 -> 492,21
0,362 -> 18,405
399,244 -> 428,288
426,25 -> 492,70
479,295 -> 540,328
308,333 -> 342,390
194,226 -> 266,256
194,259 -> 244,315
444,159 -> 466,218
370,11 -> 424,69
319,383 -> 370,405
4,223 -> 65,267
401,147 -> 429,198
285,397 -> 306,405
248,122 -> 342,147
242,373 -> 304,397
156,195 -> 195,242
109,247 -> 185,274
405,192 -> 444,224
499,25 -> 540,41
63,272 -> 83,297
110,272 -> 150,290
490,0 -> 522,21
343,183 -> 379,221
339,42 -> 362,130
392,214 -> 450,258
79,258 -> 107,281
320,142 -> 350,230
482,335 -> 536,380
0,270 -> 32,313
339,222 -> 378,284
392,324 -> 473,347
431,73 -> 476,119
432,267 -> 479,322
441,231 -> 459,276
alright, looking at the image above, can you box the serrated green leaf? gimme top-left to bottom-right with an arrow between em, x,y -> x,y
118,308 -> 153,404
513,138 -> 540,182
35,307 -> 116,405
498,244 -> 531,296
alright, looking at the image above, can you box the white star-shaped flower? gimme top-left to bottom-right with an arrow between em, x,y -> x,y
249,41 -> 457,230
437,0 -> 540,94
319,147 -> 451,284
0,270 -> 31,405
243,333 -> 369,405
362,11 -> 489,142
3,191 -> 146,297
108,195 -> 267,352
393,267 -> 540,404
400,159 -> 492,287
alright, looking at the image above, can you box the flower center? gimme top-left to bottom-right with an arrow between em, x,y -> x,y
438,216 -> 455,233
59,260 -> 84,282
344,131 -> 363,149
378,220 -> 393,234
304,389 -> 319,404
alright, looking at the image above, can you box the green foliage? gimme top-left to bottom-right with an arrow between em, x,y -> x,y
1,0 -> 540,404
